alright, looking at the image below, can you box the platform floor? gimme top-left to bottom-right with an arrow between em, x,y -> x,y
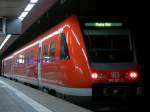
0,77 -> 92,112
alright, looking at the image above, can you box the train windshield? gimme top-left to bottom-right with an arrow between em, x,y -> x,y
84,30 -> 134,63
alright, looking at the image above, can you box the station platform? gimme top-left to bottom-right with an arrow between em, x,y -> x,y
0,77 -> 92,112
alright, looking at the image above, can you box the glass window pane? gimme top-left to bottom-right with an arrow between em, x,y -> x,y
43,45 -> 49,62
49,42 -> 56,62
60,33 -> 70,60
84,31 -> 133,62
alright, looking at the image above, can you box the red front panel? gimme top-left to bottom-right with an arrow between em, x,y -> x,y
90,66 -> 141,84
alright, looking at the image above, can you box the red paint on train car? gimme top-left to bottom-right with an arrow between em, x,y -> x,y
2,16 -> 143,98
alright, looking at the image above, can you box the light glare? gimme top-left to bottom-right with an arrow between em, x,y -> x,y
24,4 -> 35,11
30,0 -> 39,3
130,72 -> 138,79
91,73 -> 98,79
0,34 -> 12,50
19,11 -> 29,19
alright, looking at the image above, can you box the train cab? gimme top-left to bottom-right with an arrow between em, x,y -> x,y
78,18 -> 143,100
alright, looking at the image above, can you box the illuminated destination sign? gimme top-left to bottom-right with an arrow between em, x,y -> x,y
84,22 -> 123,28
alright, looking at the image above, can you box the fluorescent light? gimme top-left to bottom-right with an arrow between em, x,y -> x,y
0,34 -> 11,50
24,4 -> 35,11
18,11 -> 29,20
30,0 -> 39,3
18,0 -> 38,20
19,17 -> 24,21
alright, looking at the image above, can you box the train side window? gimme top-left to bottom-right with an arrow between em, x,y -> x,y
25,51 -> 34,64
25,53 -> 29,64
17,54 -> 25,64
43,45 -> 49,63
24,53 -> 27,64
49,42 -> 56,62
60,33 -> 70,60
29,51 -> 34,64
16,57 -> 19,64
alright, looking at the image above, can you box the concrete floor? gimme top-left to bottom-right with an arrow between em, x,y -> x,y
0,77 -> 92,112
0,81 -> 37,112
0,76 -> 146,112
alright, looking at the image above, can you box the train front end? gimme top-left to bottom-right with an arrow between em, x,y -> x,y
79,19 -> 143,101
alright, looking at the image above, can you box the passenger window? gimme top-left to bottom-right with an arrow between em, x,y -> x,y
25,54 -> 28,64
43,45 -> 49,63
60,33 -> 70,60
28,51 -> 34,64
49,42 -> 56,62
25,51 -> 34,64
17,55 -> 25,64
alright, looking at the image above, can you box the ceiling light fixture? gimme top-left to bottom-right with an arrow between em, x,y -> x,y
0,34 -> 12,50
18,11 -> 29,20
24,4 -> 35,12
30,0 -> 39,3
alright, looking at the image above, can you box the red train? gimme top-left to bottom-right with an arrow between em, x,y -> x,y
2,16 -> 142,101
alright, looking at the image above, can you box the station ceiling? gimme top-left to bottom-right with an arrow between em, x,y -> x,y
0,0 -> 30,17
0,0 -> 30,56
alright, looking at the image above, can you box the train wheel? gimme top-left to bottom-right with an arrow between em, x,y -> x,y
56,92 -> 66,99
48,89 -> 56,96
42,87 -> 49,93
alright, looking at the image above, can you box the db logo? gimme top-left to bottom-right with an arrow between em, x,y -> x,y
111,72 -> 120,79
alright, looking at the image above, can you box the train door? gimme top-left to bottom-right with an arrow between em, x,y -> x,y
37,40 -> 42,87
41,35 -> 60,85
58,31 -> 72,87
